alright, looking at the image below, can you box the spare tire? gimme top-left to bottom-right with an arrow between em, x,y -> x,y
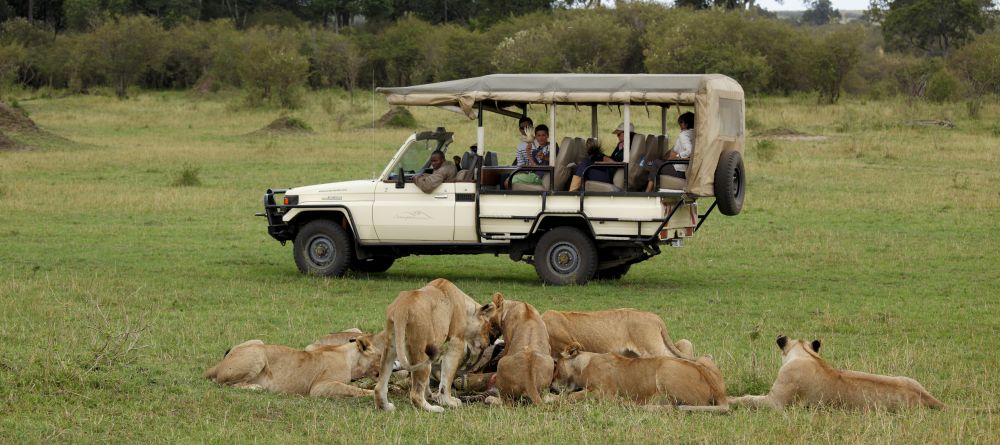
714,150 -> 745,216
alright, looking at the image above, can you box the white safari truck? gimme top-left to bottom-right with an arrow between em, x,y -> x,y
259,74 -> 746,285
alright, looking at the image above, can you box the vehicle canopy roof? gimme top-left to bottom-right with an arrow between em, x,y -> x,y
377,74 -> 745,196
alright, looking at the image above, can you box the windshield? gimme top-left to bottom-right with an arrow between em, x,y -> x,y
385,130 -> 453,180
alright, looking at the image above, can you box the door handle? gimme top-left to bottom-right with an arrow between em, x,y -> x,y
434,195 -> 449,199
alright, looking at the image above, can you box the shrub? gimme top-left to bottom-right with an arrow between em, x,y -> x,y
754,139 -> 779,162
85,15 -> 168,98
492,10 -> 629,74
0,43 -> 26,91
949,34 -> 1000,96
171,165 -> 202,187
302,30 -> 363,91
811,25 -> 865,103
924,68 -> 962,102
159,20 -> 237,90
643,10 -> 775,93
231,27 -> 309,108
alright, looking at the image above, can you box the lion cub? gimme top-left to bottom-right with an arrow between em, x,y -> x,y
488,293 -> 554,405
730,336 -> 944,410
204,332 -> 384,398
553,342 -> 728,412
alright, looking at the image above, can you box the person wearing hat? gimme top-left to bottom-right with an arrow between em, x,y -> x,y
567,123 -> 631,192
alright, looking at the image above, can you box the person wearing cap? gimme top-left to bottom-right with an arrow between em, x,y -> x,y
567,123 -> 631,192
644,112 -> 694,192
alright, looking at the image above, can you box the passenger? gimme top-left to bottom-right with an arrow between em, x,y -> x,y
513,116 -> 534,167
645,112 -> 694,192
414,149 -> 457,193
568,123 -> 629,192
510,124 -> 552,187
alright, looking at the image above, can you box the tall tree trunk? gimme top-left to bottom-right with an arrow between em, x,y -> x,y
27,0 -> 33,22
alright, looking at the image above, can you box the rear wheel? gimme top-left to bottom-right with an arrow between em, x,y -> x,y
594,264 -> 631,280
714,150 -> 746,216
533,227 -> 598,286
351,256 -> 395,273
293,220 -> 353,277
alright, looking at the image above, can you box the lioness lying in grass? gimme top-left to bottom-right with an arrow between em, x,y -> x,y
204,332 -> 385,398
730,336 -> 944,410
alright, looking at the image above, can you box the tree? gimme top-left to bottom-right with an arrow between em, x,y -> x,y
811,25 -> 864,103
801,0 -> 840,25
868,0 -> 995,56
673,0 -> 711,9
85,15 -> 168,98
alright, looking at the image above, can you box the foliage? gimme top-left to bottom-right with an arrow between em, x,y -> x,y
643,9 -> 776,93
170,164 -> 201,186
948,34 -> 1000,95
301,29 -> 364,91
0,42 -> 26,91
801,0 -> 840,26
811,25 -> 865,103
924,68 -> 962,102
232,26 -> 309,108
86,15 -> 168,98
492,10 -> 629,74
869,0 -> 994,56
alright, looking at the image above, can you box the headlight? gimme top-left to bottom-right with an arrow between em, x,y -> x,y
283,195 -> 299,206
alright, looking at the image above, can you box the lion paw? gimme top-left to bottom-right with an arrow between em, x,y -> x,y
435,393 -> 462,408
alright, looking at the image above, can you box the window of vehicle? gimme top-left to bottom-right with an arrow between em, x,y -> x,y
718,98 -> 744,140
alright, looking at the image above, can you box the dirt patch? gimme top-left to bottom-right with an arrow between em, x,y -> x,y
375,107 -> 417,128
0,131 -> 24,151
753,127 -> 828,141
0,102 -> 40,133
249,116 -> 314,136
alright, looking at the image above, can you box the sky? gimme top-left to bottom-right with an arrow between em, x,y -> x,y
755,0 -> 871,10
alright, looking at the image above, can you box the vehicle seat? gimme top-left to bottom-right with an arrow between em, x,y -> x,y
658,174 -> 686,191
626,133 -> 648,191
460,151 -> 477,170
553,137 -> 587,191
584,164 -> 626,192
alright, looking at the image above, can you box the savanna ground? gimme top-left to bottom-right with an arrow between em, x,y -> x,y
1,89 -> 998,443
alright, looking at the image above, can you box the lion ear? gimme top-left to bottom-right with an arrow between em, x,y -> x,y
356,336 -> 372,352
492,292 -> 505,308
811,339 -> 821,353
562,342 -> 582,359
776,335 -> 788,350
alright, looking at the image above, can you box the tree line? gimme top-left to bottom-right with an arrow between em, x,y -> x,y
0,1 -> 997,107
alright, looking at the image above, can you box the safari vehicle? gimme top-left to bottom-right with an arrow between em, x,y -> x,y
259,74 -> 746,285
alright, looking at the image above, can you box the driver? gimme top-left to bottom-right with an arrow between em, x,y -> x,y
414,150 -> 457,193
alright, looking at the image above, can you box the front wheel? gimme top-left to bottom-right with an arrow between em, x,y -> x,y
293,220 -> 353,277
533,227 -> 598,286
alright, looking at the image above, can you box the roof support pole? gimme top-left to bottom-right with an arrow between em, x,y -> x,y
623,104 -> 631,164
591,105 -> 598,139
477,102 -> 485,154
661,105 -> 667,135
549,103 -> 556,166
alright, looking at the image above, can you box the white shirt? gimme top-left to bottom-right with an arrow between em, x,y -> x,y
673,129 -> 693,172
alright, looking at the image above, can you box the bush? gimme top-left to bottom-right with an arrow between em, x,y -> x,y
0,43 -> 26,92
643,10 -> 776,93
171,165 -> 202,187
492,10 -> 629,74
159,20 -> 237,90
231,27 -> 309,108
949,34 -> 1000,96
924,68 -> 962,102
85,16 -> 168,98
811,25 -> 865,103
302,30 -> 363,91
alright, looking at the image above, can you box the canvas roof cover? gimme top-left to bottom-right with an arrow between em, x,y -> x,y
377,74 -> 745,196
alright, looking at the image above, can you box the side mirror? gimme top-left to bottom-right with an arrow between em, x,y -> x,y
396,167 -> 405,189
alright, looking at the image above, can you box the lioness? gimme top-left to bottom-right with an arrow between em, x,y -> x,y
489,293 -> 553,405
374,278 -> 495,413
553,342 -> 728,412
305,328 -> 364,351
542,309 -> 690,359
730,336 -> 944,410
204,332 -> 385,398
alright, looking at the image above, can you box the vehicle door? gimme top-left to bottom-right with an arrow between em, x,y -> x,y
372,137 -> 456,242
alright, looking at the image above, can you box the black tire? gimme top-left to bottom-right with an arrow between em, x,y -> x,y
594,264 -> 631,280
293,220 -> 353,277
351,256 -> 395,273
533,227 -> 598,286
714,150 -> 746,216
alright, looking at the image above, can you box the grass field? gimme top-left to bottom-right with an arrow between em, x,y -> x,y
1,90 -> 998,443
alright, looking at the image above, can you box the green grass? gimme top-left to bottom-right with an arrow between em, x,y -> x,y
1,90 -> 998,443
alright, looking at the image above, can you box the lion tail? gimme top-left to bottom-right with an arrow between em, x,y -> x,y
921,392 -> 946,409
660,326 -> 690,359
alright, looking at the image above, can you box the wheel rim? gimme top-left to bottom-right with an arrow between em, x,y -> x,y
548,241 -> 580,275
306,234 -> 336,266
732,168 -> 742,198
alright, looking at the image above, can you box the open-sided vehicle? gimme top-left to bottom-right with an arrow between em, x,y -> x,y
259,74 -> 746,285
